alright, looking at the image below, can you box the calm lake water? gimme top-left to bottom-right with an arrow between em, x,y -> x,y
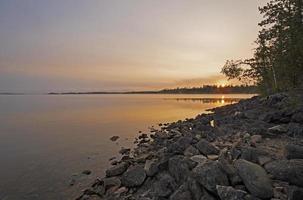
0,94 -> 254,200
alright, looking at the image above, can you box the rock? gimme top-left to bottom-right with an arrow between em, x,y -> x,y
168,136 -> 193,154
153,172 -> 177,197
292,111 -> 303,123
184,145 -> 200,157
121,165 -> 146,187
187,177 -> 203,200
195,139 -> 219,155
169,184 -> 191,200
103,177 -> 121,190
250,135 -> 262,144
240,146 -> 268,163
268,125 -> 287,134
192,161 -> 229,193
285,144 -> 303,159
288,123 -> 303,137
119,147 -> 131,155
288,186 -> 303,200
234,159 -> 273,199
110,136 -> 120,141
265,159 -> 303,187
106,162 -> 128,177
144,159 -> 159,177
257,156 -> 272,166
190,155 -> 208,165
168,155 -> 190,184
216,185 -> 247,200
82,170 -> 92,175
207,155 -> 219,160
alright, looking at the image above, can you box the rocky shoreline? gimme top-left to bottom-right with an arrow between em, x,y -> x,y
77,93 -> 303,200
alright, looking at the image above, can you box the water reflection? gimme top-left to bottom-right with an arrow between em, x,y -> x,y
163,97 -> 241,104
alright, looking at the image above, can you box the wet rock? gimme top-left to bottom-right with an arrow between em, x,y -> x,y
121,165 -> 146,187
195,139 -> 219,156
235,159 -> 273,199
119,147 -> 131,155
285,144 -> 303,159
268,125 -> 287,134
184,145 -> 200,157
169,184 -> 191,200
110,136 -> 120,141
216,185 -> 247,200
193,161 -> 229,193
106,162 -> 128,177
265,159 -> 303,187
144,159 -> 159,177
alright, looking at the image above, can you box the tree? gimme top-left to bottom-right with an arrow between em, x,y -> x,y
222,0 -> 303,94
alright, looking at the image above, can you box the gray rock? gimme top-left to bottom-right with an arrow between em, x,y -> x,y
106,162 -> 128,177
240,146 -> 268,163
193,161 -> 229,193
102,177 -> 121,190
190,155 -> 207,165
292,111 -> 303,123
285,144 -> 303,159
234,159 -> 273,199
168,136 -> 193,154
216,185 -> 247,200
288,186 -> 303,200
265,159 -> 303,187
153,172 -> 177,197
168,155 -> 190,184
288,123 -> 303,137
187,177 -> 203,200
195,139 -> 219,156
184,145 -> 200,157
169,184 -> 191,200
268,125 -> 287,134
144,159 -> 159,177
119,147 -> 131,155
121,165 -> 146,187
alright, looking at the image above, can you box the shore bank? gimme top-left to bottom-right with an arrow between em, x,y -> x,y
77,92 -> 303,200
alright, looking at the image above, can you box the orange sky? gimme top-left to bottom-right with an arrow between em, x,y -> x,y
0,0 -> 267,92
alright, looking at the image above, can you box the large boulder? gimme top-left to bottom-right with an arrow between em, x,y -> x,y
106,162 -> 128,177
285,144 -> 303,159
187,177 -> 203,200
195,139 -> 219,156
192,161 -> 229,193
121,165 -> 146,187
265,159 -> 303,187
152,172 -> 177,197
216,185 -> 247,200
234,159 -> 273,199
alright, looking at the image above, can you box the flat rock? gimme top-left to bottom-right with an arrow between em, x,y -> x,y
106,162 -> 128,177
234,159 -> 273,199
195,139 -> 219,155
192,161 -> 229,193
121,165 -> 146,187
265,159 -> 303,187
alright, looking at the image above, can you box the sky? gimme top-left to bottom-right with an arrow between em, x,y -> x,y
0,0 -> 267,92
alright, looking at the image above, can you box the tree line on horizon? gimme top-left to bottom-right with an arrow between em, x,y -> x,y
159,85 -> 257,94
221,0 -> 303,94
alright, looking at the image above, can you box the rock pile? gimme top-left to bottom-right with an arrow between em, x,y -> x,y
77,93 -> 303,200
